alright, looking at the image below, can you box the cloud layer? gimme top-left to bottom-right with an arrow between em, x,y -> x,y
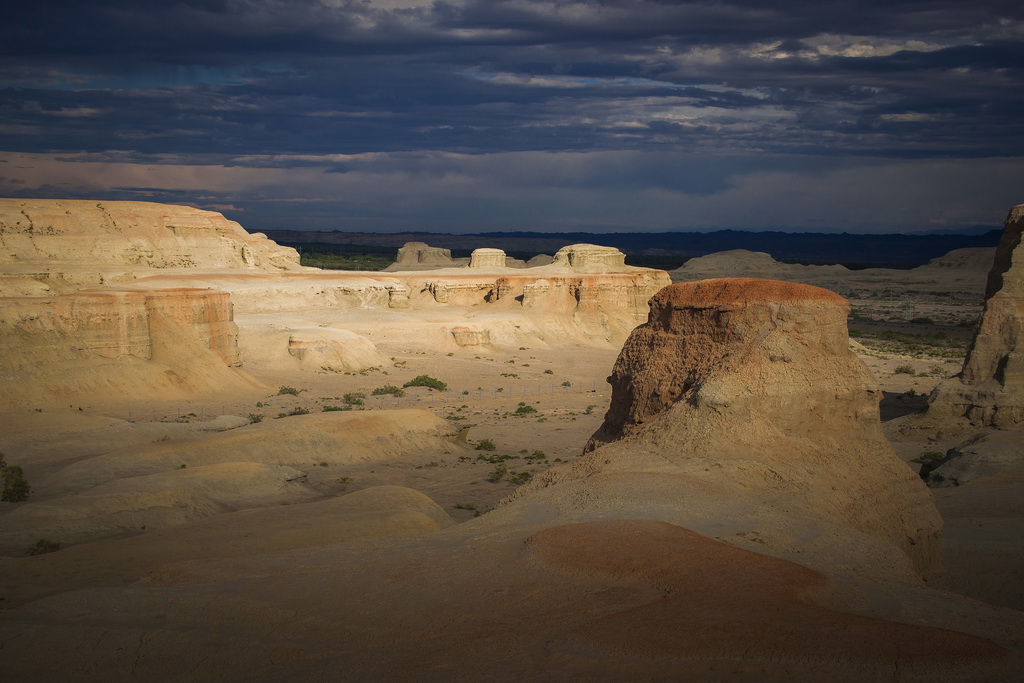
2,0 -> 1022,232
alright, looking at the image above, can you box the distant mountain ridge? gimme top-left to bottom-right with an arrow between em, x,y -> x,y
260,228 -> 1003,269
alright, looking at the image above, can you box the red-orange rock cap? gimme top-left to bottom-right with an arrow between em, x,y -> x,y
655,278 -> 847,307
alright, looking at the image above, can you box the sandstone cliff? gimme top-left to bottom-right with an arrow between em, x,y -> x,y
511,278 -> 943,581
0,199 -> 298,280
0,287 -> 259,406
929,205 -> 1024,427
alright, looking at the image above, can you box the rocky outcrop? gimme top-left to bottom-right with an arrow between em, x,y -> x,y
384,242 -> 464,271
0,287 -> 257,406
929,205 -> 1024,427
469,248 -> 506,269
0,199 -> 299,279
551,243 -> 626,272
515,278 -> 943,581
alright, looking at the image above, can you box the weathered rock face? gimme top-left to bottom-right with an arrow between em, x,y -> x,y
551,243 -> 627,273
385,241 -> 459,270
587,278 -> 863,449
930,205 -> 1024,427
0,199 -> 299,278
469,248 -> 506,269
0,287 -> 256,405
519,278 -> 942,580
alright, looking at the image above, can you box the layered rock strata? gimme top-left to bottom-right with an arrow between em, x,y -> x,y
384,241 -> 464,270
929,205 -> 1024,427
469,248 -> 507,269
518,278 -> 943,580
0,199 -> 299,280
0,287 -> 255,404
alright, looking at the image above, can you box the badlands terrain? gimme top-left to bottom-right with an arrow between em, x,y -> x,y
1,198 -> 1022,681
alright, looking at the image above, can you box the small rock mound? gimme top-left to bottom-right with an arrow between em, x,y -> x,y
551,243 -> 627,272
929,204 -> 1024,427
385,241 -> 460,270
469,248 -> 506,269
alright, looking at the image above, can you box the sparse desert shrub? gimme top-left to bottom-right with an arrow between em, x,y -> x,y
487,464 -> 508,483
561,381 -> 572,387
910,317 -> 935,325
322,405 -> 350,412
371,384 -> 405,397
343,392 -> 366,406
278,386 -> 301,396
543,369 -> 554,374
475,439 -> 497,451
25,539 -> 60,556
514,402 -> 537,415
507,471 -> 532,486
1,453 -> 31,502
288,407 -> 310,416
247,413 -> 264,423
894,365 -> 915,375
584,404 -> 597,415
403,375 -> 447,391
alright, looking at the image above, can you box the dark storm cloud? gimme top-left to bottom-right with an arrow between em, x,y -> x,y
1,0 -> 1022,232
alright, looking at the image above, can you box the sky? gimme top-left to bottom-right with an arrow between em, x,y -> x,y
1,0 -> 1023,234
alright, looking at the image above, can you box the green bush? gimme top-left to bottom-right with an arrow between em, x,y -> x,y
1,453 -> 31,502
561,380 -> 572,387
475,439 -> 497,451
403,375 -> 447,391
487,464 -> 508,483
343,392 -> 366,406
322,405 -> 350,412
278,386 -> 301,396
507,471 -> 532,486
514,402 -> 537,415
25,539 -> 59,556
371,384 -> 405,397
894,365 -> 915,375
247,413 -> 263,423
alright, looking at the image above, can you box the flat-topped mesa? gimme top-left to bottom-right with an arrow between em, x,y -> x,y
469,248 -> 507,269
538,277 -> 943,580
0,199 -> 300,274
0,287 -> 256,406
551,243 -> 627,273
386,241 -> 456,270
929,204 -> 1024,427
587,278 -> 859,450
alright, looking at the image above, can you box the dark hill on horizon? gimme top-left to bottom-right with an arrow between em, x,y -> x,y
259,228 -> 1002,269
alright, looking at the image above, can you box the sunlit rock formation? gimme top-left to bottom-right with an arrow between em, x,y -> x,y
929,204 -> 1024,427
0,199 -> 298,289
0,287 -> 257,405
515,278 -> 943,581
469,248 -> 506,268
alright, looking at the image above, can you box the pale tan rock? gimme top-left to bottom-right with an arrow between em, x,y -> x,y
469,248 -> 506,268
0,287 -> 259,406
384,241 -> 463,270
0,199 -> 299,275
929,205 -> 1024,427
450,326 -> 491,347
551,243 -> 627,272
513,278 -> 943,581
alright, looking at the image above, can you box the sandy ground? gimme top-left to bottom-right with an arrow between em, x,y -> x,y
1,270 -> 1022,679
